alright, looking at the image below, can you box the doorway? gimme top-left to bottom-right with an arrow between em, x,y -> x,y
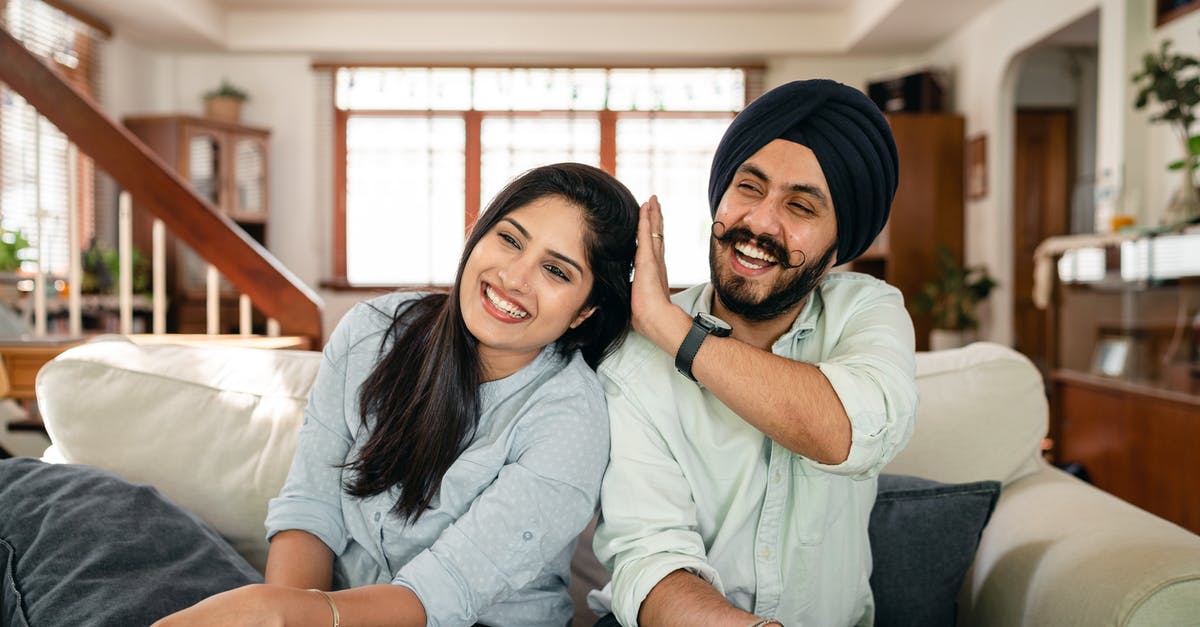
1013,109 -> 1072,375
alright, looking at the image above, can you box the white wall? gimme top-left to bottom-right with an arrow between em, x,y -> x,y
1016,48 -> 1083,107
920,0 -> 1126,346
97,0 -> 1196,344
107,45 -> 927,339
764,54 -> 921,91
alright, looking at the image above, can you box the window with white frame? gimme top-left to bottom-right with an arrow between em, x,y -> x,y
330,66 -> 755,287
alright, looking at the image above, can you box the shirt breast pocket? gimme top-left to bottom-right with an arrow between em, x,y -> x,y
790,457 -> 834,545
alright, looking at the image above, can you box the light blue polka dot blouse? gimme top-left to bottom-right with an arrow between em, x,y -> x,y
266,291 -> 610,627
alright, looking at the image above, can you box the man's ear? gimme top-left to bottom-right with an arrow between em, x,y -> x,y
570,306 -> 597,329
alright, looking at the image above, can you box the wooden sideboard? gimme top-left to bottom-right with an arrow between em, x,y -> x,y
1052,369 -> 1200,534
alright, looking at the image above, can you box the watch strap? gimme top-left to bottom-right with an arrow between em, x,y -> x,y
675,319 -> 713,382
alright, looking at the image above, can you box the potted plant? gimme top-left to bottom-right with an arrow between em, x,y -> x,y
913,245 -> 997,351
203,78 -> 249,123
81,239 -> 150,295
1132,37 -> 1200,226
0,228 -> 31,273
0,228 -> 31,309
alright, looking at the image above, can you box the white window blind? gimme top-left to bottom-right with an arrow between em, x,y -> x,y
0,0 -> 104,277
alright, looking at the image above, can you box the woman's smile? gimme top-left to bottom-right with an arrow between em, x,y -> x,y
480,282 -> 530,322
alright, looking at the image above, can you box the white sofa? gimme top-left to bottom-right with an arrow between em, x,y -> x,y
34,336 -> 1200,626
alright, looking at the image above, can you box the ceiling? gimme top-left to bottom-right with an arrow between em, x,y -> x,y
66,0 -> 1023,59
214,0 -> 846,8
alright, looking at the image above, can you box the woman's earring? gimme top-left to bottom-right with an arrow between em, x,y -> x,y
711,221 -> 727,239
786,250 -> 807,268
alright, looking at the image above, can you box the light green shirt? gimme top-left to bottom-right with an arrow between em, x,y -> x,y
593,272 -> 918,626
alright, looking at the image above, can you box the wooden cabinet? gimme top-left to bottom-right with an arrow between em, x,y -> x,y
1053,370 -> 1200,534
123,115 -> 269,333
849,113 -> 964,351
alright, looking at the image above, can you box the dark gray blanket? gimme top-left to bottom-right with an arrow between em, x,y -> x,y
0,458 -> 261,627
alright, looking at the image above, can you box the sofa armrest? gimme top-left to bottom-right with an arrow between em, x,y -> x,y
960,464 -> 1200,627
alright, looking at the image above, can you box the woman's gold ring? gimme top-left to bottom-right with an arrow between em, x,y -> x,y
650,233 -> 664,240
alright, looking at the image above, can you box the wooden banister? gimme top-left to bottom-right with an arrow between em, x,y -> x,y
0,26 -> 322,344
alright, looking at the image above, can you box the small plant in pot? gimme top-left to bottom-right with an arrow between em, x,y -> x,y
913,245 -> 997,351
1132,36 -> 1200,226
81,239 -> 150,295
203,78 -> 249,123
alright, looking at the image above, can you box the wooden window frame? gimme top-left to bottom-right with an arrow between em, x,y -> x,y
326,66 -> 757,290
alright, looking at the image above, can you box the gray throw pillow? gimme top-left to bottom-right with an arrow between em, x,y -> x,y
869,473 -> 1001,627
0,458 -> 262,627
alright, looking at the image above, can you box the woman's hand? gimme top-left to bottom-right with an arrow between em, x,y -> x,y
151,583 -> 319,627
631,196 -> 692,353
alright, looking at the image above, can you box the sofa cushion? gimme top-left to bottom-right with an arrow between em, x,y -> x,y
0,458 -> 261,627
870,473 -> 1001,627
886,342 -> 1048,486
36,336 -> 323,571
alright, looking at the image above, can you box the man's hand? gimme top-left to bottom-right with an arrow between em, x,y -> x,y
631,196 -> 691,352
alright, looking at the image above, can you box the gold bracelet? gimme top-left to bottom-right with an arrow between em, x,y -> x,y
308,588 -> 341,627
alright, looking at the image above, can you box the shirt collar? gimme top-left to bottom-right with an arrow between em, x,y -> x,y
478,343 -> 561,407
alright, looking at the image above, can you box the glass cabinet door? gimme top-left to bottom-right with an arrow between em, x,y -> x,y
231,137 -> 267,220
187,132 -> 222,207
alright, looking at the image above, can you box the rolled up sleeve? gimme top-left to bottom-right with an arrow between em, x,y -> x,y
393,385 -> 610,627
811,285 -> 917,478
593,385 -> 724,627
264,308 -> 358,555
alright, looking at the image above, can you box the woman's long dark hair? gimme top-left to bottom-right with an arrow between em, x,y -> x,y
345,163 -> 638,521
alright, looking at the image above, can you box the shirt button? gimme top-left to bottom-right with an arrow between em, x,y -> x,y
773,471 -> 782,484
760,548 -> 771,559
522,531 -> 534,541
373,512 -> 381,522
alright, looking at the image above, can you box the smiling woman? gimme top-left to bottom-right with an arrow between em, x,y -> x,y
151,162 -> 640,627
0,163 -> 639,627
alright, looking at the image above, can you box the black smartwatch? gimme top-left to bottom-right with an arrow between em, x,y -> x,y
675,312 -> 732,381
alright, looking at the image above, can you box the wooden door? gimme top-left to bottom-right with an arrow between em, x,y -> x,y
1014,110 -> 1071,375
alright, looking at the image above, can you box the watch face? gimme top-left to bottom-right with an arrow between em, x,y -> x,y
697,312 -> 731,333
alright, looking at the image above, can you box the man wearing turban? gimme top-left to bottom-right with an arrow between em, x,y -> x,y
591,79 -> 919,626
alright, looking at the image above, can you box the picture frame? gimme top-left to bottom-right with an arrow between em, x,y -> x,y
966,134 -> 987,200
1156,0 -> 1200,27
1091,336 -> 1132,378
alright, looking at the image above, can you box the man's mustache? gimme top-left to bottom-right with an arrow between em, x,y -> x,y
711,222 -> 807,269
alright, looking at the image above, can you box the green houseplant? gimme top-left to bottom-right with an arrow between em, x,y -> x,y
0,228 -> 31,310
914,246 -> 997,350
0,228 -> 31,273
1132,37 -> 1200,225
81,239 -> 150,295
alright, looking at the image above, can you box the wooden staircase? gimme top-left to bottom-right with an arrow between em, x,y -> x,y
0,25 -> 323,347
0,24 -> 324,430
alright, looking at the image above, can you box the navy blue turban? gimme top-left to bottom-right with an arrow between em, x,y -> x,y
708,79 -> 899,265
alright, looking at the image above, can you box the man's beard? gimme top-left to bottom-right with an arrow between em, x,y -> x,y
709,225 -> 837,322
